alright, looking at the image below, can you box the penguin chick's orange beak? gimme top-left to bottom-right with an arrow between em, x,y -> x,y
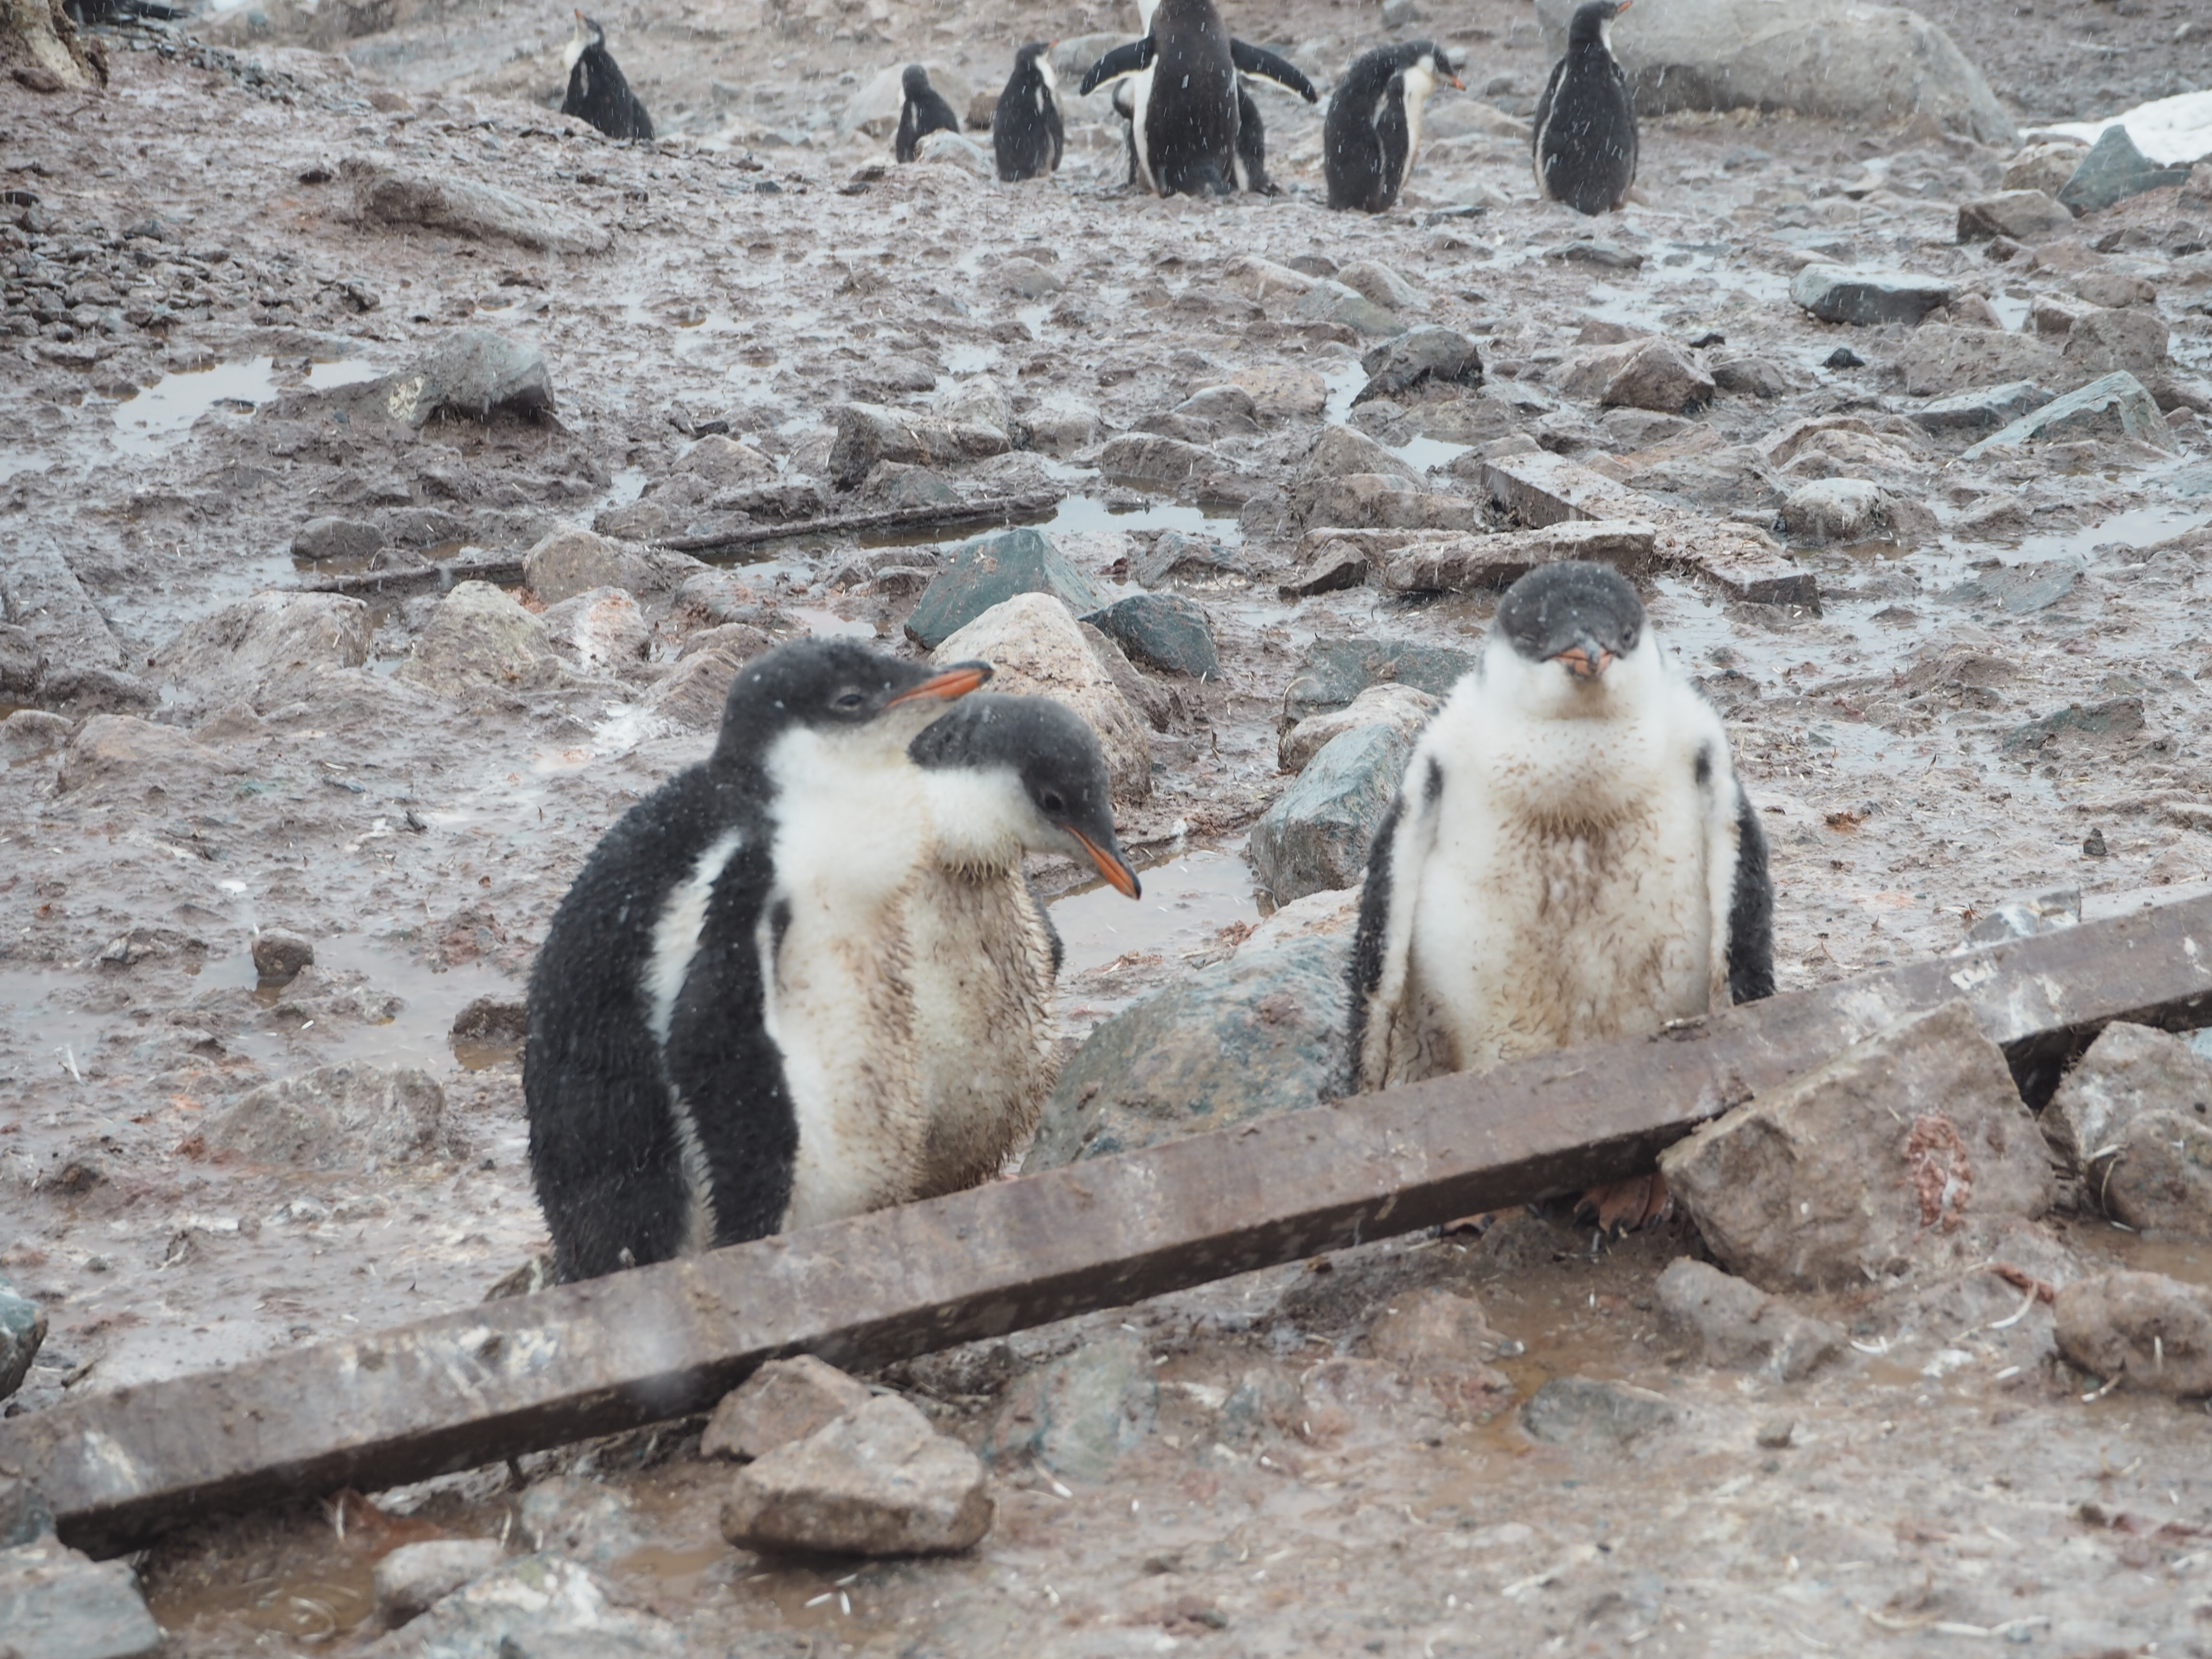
1553,644 -> 1615,680
1614,0 -> 1633,12
885,661 -> 994,708
1072,829 -> 1142,900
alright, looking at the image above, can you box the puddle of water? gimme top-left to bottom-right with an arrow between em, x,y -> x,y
1044,492 -> 1243,541
1048,844 -> 1262,980
789,606 -> 877,640
2076,1226 -> 2212,1290
0,448 -> 53,481
111,356 -> 375,455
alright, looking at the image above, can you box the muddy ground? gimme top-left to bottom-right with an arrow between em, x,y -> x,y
4,0 -> 2212,1649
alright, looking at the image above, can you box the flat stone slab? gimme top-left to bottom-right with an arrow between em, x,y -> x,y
1790,265 -> 1956,326
1373,520 -> 1659,592
1962,371 -> 2177,458
0,1539 -> 163,1659
1911,380 -> 2053,431
721,1395 -> 993,1557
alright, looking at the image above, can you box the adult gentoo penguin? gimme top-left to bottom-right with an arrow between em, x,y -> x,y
895,64 -> 961,163
994,41 -> 1065,182
1532,0 -> 1639,215
1344,562 -> 1773,1226
561,11 -> 653,143
904,696 -> 1140,1195
1324,40 -> 1464,213
523,640 -> 991,1282
1079,0 -> 1318,196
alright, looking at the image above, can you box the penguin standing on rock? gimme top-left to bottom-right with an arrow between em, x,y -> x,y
561,11 -> 654,143
1344,562 -> 1773,1230
1080,0 -> 1318,196
1532,0 -> 1639,215
994,41 -> 1065,181
1324,40 -> 1464,213
904,696 -> 1141,1195
523,640 -> 991,1282
895,64 -> 962,163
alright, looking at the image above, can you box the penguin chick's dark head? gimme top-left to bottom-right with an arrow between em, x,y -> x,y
901,63 -> 935,99
1012,39 -> 1053,73
569,9 -> 602,51
712,640 -> 991,771
910,695 -> 1142,898
1394,40 -> 1465,96
1568,0 -> 1631,48
1491,560 -> 1647,696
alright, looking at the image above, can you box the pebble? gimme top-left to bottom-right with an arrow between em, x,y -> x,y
702,1356 -> 874,1462
1277,540 -> 1370,599
355,1553 -> 680,1658
721,1394 -> 994,1557
1911,380 -> 2052,431
151,591 -> 373,714
828,401 -> 1010,490
1355,325 -> 1484,406
1131,530 -> 1250,589
1559,337 -> 1716,413
1779,478 -> 1931,544
251,929 -> 315,982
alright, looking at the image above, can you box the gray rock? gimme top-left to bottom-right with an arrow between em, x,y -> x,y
1535,0 -> 2015,144
1544,238 -> 1644,271
1356,325 -> 1484,406
1292,276 -> 1408,337
985,1333 -> 1158,1481
397,581 -> 570,699
1376,520 -> 1659,592
251,929 -> 314,982
1302,424 -> 1422,487
1026,935 -> 1350,1168
2054,1271 -> 2212,1397
1250,722 -> 1414,904
0,623 -> 42,697
2073,269 -> 2158,310
1962,885 -> 2080,946
2103,1112 -> 2212,1237
1520,1376 -> 1682,1449
1306,473 -> 1483,531
1168,384 -> 1261,436
1895,325 -> 2063,398
2063,306 -> 2171,377
828,401 -> 1009,490
150,591 -> 372,713
356,1553 -> 680,1659
915,129 -> 992,174
1956,190 -> 2074,243
703,1356 -> 874,1462
938,376 -> 1015,437
1962,371 -> 2176,457
2057,123 -> 2194,216
1709,354 -> 1799,399
1282,636 -> 1476,725
1655,1258 -> 1844,1382
1779,479 -> 1932,544
539,588 -> 650,673
0,710 -> 71,768
206,1062 -> 449,1170
1132,530 -> 1250,588
523,529 -> 634,605
1277,541 -> 1370,598
343,156 -> 611,253
411,329 -> 557,426
1999,697 -> 2143,758
56,714 -> 222,796
1015,398 -> 1104,456
0,546 -> 123,676
1083,594 -> 1217,680
1338,258 -> 1427,313
1911,380 -> 2052,431
1095,432 -> 1219,485
1559,337 -> 1716,413
1790,265 -> 1956,327
518,1475 -> 644,1564
673,434 -> 776,485
1661,1001 -> 2056,1292
0,1272 -> 46,1403
644,625 -> 773,730
1280,682 -> 1439,773
903,528 -> 1106,652
0,1476 -> 56,1548
372,1539 -> 507,1628
290,516 -> 385,564
721,1394 -> 994,1556
1941,556 -> 2083,616
2045,1021 -> 2212,1233
0,1539 -> 163,1659
1365,1286 -> 1519,1373
2003,141 -> 2088,196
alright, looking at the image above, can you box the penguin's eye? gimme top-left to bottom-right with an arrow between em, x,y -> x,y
832,688 -> 867,713
1040,790 -> 1067,816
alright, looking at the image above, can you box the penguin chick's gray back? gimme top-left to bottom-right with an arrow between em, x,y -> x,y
994,41 -> 1065,181
896,63 -> 962,162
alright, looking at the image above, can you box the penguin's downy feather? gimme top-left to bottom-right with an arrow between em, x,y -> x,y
1726,783 -> 1777,1004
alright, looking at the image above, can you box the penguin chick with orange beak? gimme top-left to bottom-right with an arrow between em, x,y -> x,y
1344,562 -> 1773,1229
905,695 -> 1139,1197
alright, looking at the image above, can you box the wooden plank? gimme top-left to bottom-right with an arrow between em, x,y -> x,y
9,895 -> 2212,1556
661,490 -> 1065,554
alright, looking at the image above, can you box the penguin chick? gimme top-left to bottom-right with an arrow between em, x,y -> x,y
1346,560 -> 1773,1100
994,41 -> 1065,181
904,696 -> 1140,1197
1532,0 -> 1638,215
895,64 -> 962,163
524,640 -> 992,1283
1324,41 -> 1464,213
561,11 -> 654,143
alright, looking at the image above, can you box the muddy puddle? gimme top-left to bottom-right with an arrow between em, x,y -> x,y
1047,842 -> 1264,982
110,356 -> 380,455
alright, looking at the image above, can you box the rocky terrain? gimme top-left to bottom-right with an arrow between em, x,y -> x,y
4,0 -> 2212,1650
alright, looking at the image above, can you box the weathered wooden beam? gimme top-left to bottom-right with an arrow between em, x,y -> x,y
8,895 -> 2212,1556
661,489 -> 1064,554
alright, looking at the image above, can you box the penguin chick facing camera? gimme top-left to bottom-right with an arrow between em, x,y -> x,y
561,11 -> 653,143
1533,0 -> 1638,215
905,695 -> 1140,1196
994,41 -> 1065,181
1324,40 -> 1464,213
1344,562 -> 1773,1225
523,639 -> 991,1283
895,64 -> 962,163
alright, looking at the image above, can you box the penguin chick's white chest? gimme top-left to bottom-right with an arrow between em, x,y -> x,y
562,27 -> 588,73
1400,645 -> 1726,1078
758,725 -> 934,1230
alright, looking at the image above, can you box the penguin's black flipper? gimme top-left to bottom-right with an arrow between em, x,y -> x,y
1079,37 -> 1154,98
1725,783 -> 1776,1006
1342,794 -> 1406,1097
1373,70 -> 1414,208
1234,84 -> 1275,194
1228,39 -> 1318,102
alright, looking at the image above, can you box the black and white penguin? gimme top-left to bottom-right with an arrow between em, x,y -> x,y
1345,563 -> 1773,1220
561,11 -> 654,143
1323,41 -> 1464,213
523,640 -> 991,1282
994,41 -> 1065,182
1079,0 -> 1318,197
895,64 -> 962,164
904,696 -> 1140,1196
1532,0 -> 1639,216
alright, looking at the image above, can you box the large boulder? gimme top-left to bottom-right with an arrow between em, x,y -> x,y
1250,723 -> 1414,904
344,157 -> 611,254
1026,935 -> 1351,1168
150,591 -> 372,712
1536,0 -> 2016,145
931,594 -> 1151,801
397,581 -> 570,699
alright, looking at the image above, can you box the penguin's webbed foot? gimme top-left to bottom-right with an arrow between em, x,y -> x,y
1574,1171 -> 1672,1236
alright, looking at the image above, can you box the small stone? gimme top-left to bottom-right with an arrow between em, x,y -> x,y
0,1271 -> 48,1402
2063,306 -> 2170,377
150,591 -> 373,713
1375,519 -> 1659,593
1279,682 -> 1439,773
343,157 -> 611,255
1956,190 -> 2074,243
450,996 -> 528,1044
1302,424 -> 1422,487
2001,141 -> 2089,197
1559,337 -> 1716,413
702,1356 -> 874,1462
938,376 -> 1015,437
828,402 -> 1010,491
1083,594 -> 1218,680
1380,0 -> 1419,25
1337,258 -> 1427,314
1755,1419 -> 1796,1450
1305,473 -> 1483,531
56,714 -> 219,796
914,130 -> 993,175
721,1394 -> 994,1556
1355,325 -> 1483,405
2054,1271 -> 2212,1397
1520,1376 -> 1681,1448
672,434 -> 775,485
397,581 -> 570,699
2105,1112 -> 2212,1236
0,710 -> 70,767
985,1334 -> 1159,1480
1132,530 -> 1250,589
995,256 -> 1062,299
0,1539 -> 163,1659
518,1475 -> 645,1564
1277,541 -> 1370,599
1962,371 -> 2176,458
2000,700 -> 2143,759
372,1539 -> 507,1627
1780,479 -> 1932,544
1366,1286 -> 1516,1370
289,516 -> 385,564
643,626 -> 774,729
1545,239 -> 1644,271
1095,432 -> 1220,485
1291,276 -> 1408,337
2074,269 -> 2158,309
1250,722 -> 1414,904
1655,1258 -> 1844,1382
1941,555 -> 2083,616
0,624 -> 42,697
1825,346 -> 1865,369
539,587 -> 650,673
207,1063 -> 449,1170
251,929 -> 314,982
2056,124 -> 2194,216
903,528 -> 1105,652
354,1553 -> 680,1658
2044,1022 -> 2212,1233
1168,384 -> 1261,436
401,328 -> 555,426
1709,354 -> 1798,399
1791,266 -> 1956,327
